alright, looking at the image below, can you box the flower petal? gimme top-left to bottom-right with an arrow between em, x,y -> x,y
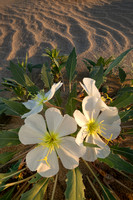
37,150 -> 59,177
97,98 -> 119,112
75,127 -> 87,146
24,114 -> 47,134
45,81 -> 63,100
26,146 -> 48,171
19,125 -> 44,145
26,146 -> 59,177
80,78 -> 101,98
97,107 -> 120,125
82,96 -> 100,120
45,107 -> 63,132
56,114 -> 77,137
93,134 -> 110,159
100,121 -> 121,140
21,104 -> 43,118
56,137 -> 81,169
82,134 -> 97,162
23,100 -> 37,109
73,110 -> 87,127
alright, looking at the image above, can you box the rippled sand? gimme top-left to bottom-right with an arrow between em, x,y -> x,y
0,0 -> 133,83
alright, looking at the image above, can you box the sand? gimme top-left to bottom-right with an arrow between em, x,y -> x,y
0,0 -> 133,86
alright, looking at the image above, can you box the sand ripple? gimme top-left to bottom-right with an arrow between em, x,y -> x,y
0,0 -> 133,81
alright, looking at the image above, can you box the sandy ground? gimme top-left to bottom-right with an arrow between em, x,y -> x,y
0,0 -> 133,87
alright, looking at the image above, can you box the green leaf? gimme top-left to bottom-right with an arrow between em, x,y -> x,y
92,64 -> 104,89
96,57 -> 104,66
65,167 -> 85,200
27,64 -> 42,73
0,161 -> 21,188
24,74 -> 38,94
66,48 -> 77,83
110,92 -> 133,108
0,97 -> 29,116
54,90 -> 62,107
41,63 -> 53,89
104,48 -> 133,76
10,61 -> 25,86
118,67 -> 126,83
0,186 -> 15,200
0,103 -> 7,114
102,185 -> 116,200
65,82 -> 77,115
83,142 -> 100,148
118,87 -> 133,94
0,129 -> 20,148
119,108 -> 133,122
89,66 -> 99,78
99,152 -> 133,174
83,58 -> 96,66
111,146 -> 133,164
20,178 -> 49,200
0,152 -> 15,164
28,173 -> 42,184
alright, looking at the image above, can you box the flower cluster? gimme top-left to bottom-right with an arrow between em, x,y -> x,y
19,78 -> 121,177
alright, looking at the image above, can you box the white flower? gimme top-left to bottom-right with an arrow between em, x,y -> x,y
19,107 -> 82,177
21,81 -> 63,118
80,77 -> 116,112
73,96 -> 121,162
80,78 -> 101,98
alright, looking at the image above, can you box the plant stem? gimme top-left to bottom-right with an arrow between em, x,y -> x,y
51,173 -> 58,200
12,182 -> 30,200
82,159 -> 110,200
1,168 -> 26,181
86,176 -> 102,200
69,82 -> 71,93
1,173 -> 35,190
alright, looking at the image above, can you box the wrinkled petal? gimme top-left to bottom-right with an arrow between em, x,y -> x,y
26,146 -> 48,171
45,81 -> 63,100
53,81 -> 63,91
80,78 -> 101,98
73,110 -> 87,127
56,137 -> 81,169
37,150 -> 59,177
93,134 -> 110,158
100,121 -> 121,140
23,100 -> 37,109
56,114 -> 77,137
26,146 -> 59,177
19,124 -> 44,145
82,96 -> 100,120
45,107 -> 63,133
24,114 -> 47,135
75,127 -> 87,146
97,107 -> 120,125
21,104 -> 43,118
98,99 -> 118,112
82,134 -> 97,162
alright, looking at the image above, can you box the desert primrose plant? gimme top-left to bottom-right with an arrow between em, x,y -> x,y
0,47 -> 133,200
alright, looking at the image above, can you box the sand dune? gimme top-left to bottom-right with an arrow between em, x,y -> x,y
0,0 -> 133,85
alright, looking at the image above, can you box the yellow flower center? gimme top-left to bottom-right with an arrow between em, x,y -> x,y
39,132 -> 61,150
38,132 -> 61,166
86,120 -> 100,135
37,96 -> 47,105
86,119 -> 113,145
28,90 -> 48,105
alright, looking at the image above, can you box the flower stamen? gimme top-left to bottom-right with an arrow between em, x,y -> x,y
38,132 -> 61,166
85,119 -> 113,146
